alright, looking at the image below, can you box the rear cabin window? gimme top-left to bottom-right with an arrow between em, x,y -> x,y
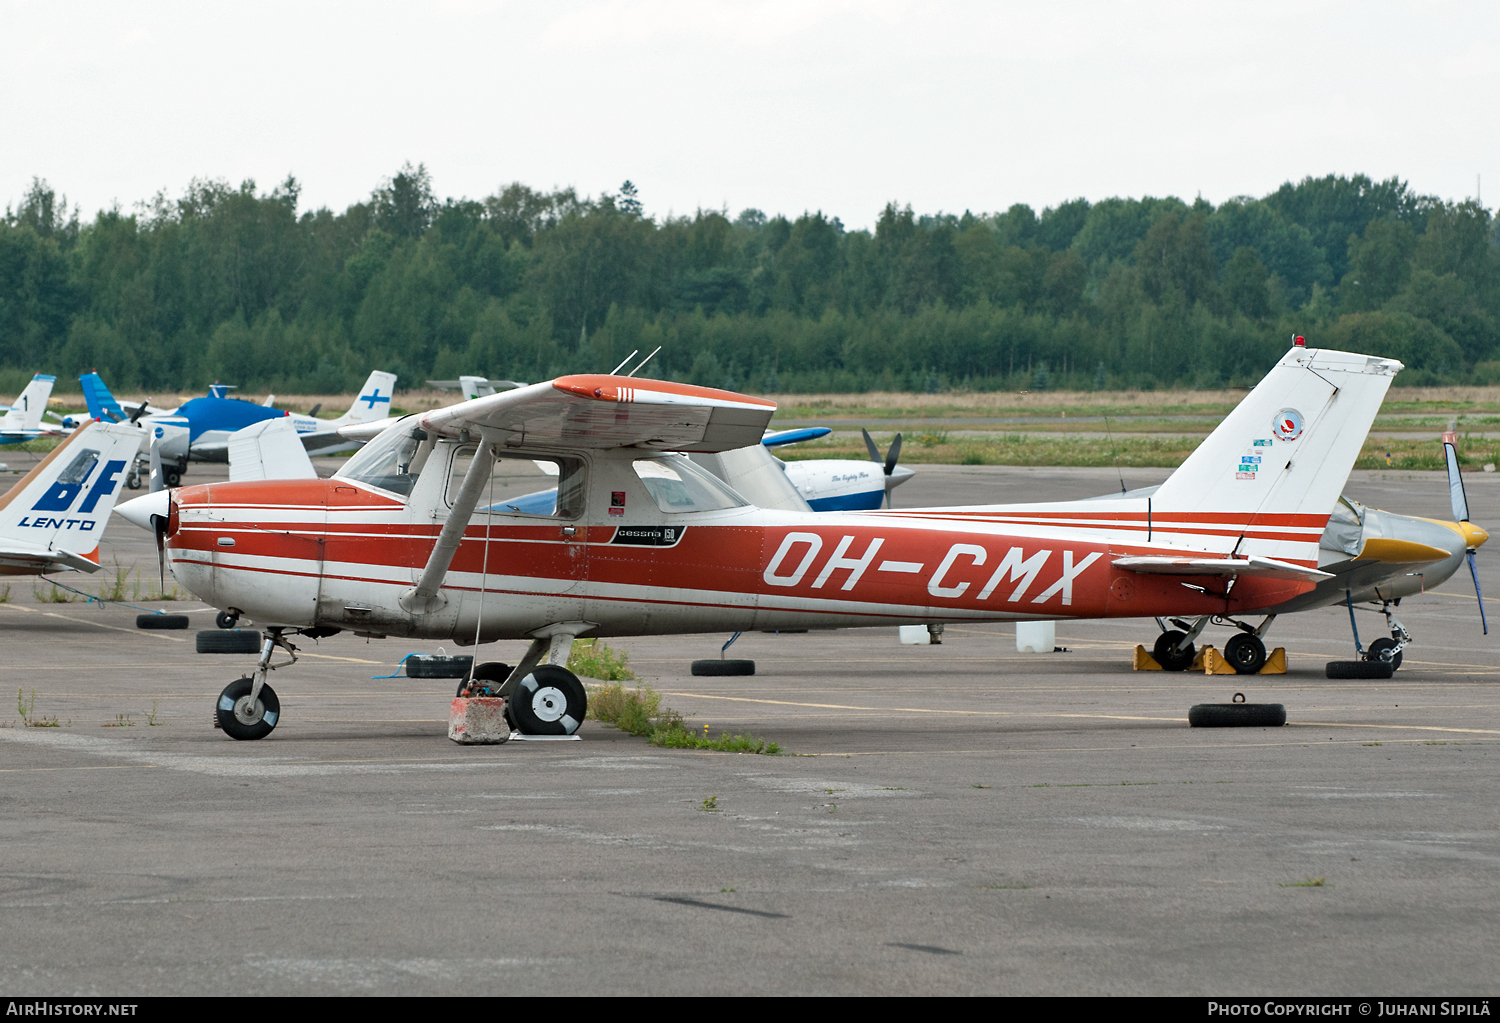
632,457 -> 746,513
445,448 -> 585,519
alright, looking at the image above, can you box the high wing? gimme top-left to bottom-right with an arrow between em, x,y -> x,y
417,374 -> 777,452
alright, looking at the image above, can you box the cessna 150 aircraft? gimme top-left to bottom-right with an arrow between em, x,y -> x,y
115,342 -> 1400,740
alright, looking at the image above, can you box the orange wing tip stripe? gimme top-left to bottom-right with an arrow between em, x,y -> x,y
553,374 -> 777,410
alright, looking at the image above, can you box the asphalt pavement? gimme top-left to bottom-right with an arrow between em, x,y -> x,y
0,463 -> 1496,995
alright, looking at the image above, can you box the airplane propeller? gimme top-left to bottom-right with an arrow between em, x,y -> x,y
149,437 -> 168,590
129,399 -> 151,424
861,428 -> 905,507
1443,430 -> 1488,635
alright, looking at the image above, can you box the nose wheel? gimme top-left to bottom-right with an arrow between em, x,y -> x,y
216,678 -> 280,740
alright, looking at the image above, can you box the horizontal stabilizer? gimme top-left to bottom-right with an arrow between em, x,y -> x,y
1113,555 -> 1333,582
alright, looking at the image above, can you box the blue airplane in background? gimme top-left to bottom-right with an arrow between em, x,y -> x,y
76,370 -> 397,487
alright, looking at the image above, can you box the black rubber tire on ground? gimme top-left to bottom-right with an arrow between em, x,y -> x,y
215,610 -> 240,630
1152,631 -> 1196,672
1326,660 -> 1395,679
456,661 -> 512,697
137,613 -> 190,630
405,654 -> 474,679
691,658 -> 756,676
215,677 -> 281,740
1222,632 -> 1268,675
196,629 -> 263,654
1188,703 -> 1287,727
510,664 -> 587,735
1364,637 -> 1403,670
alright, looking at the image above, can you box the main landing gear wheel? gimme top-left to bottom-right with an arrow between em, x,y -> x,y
215,610 -> 240,630
1153,631 -> 1196,671
1222,633 -> 1268,675
510,665 -> 587,736
1365,637 -> 1402,671
216,678 -> 280,740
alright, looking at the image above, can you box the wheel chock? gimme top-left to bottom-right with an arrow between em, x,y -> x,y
1202,646 -> 1288,675
1133,645 -> 1163,670
448,696 -> 511,744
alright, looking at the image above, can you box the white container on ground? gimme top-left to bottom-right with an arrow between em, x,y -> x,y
1016,620 -> 1056,653
898,625 -> 931,645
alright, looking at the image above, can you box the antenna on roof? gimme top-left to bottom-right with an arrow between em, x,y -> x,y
609,350 -> 639,375
626,346 -> 662,378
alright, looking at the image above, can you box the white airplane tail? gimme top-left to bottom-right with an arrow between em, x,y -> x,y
0,419 -> 143,572
228,419 -> 318,482
2,374 -> 57,432
339,371 -> 397,424
1148,345 -> 1401,564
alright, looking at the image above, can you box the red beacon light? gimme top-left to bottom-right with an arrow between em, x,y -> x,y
1293,335 -> 1306,347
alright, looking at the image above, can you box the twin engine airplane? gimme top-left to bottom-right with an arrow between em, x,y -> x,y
116,343 -> 1401,740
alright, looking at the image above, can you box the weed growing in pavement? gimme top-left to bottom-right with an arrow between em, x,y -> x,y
103,713 -> 134,727
145,701 -> 162,726
973,784 -> 992,789
98,559 -> 131,602
33,582 -> 78,603
1280,877 -> 1328,887
700,796 -> 719,812
17,687 -> 63,727
586,679 -> 783,754
567,638 -> 635,681
144,584 -> 181,601
0,584 -> 10,603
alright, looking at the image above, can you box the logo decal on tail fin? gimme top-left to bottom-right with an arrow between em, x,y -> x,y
1272,409 -> 1304,441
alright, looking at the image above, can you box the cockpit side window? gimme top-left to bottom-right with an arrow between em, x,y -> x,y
445,448 -> 586,519
334,423 -> 433,498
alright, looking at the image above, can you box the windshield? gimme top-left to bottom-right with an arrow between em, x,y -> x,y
633,456 -> 747,513
335,422 -> 432,497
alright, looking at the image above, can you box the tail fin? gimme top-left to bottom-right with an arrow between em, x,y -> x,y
228,418 -> 318,482
79,373 -> 126,423
1150,346 -> 1401,564
1,374 -> 56,432
342,371 -> 397,423
0,419 -> 144,569
460,375 -> 496,400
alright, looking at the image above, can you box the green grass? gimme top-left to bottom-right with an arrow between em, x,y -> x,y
33,582 -> 79,603
586,678 -> 782,754
567,638 -> 635,681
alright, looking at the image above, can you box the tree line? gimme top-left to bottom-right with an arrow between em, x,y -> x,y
2,167 -> 1495,396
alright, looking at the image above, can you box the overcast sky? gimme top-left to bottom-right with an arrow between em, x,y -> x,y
3,1 -> 1496,229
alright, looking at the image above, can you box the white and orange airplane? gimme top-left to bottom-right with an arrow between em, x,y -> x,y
117,343 -> 1399,740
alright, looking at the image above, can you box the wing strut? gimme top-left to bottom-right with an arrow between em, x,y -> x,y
400,433 -> 498,615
